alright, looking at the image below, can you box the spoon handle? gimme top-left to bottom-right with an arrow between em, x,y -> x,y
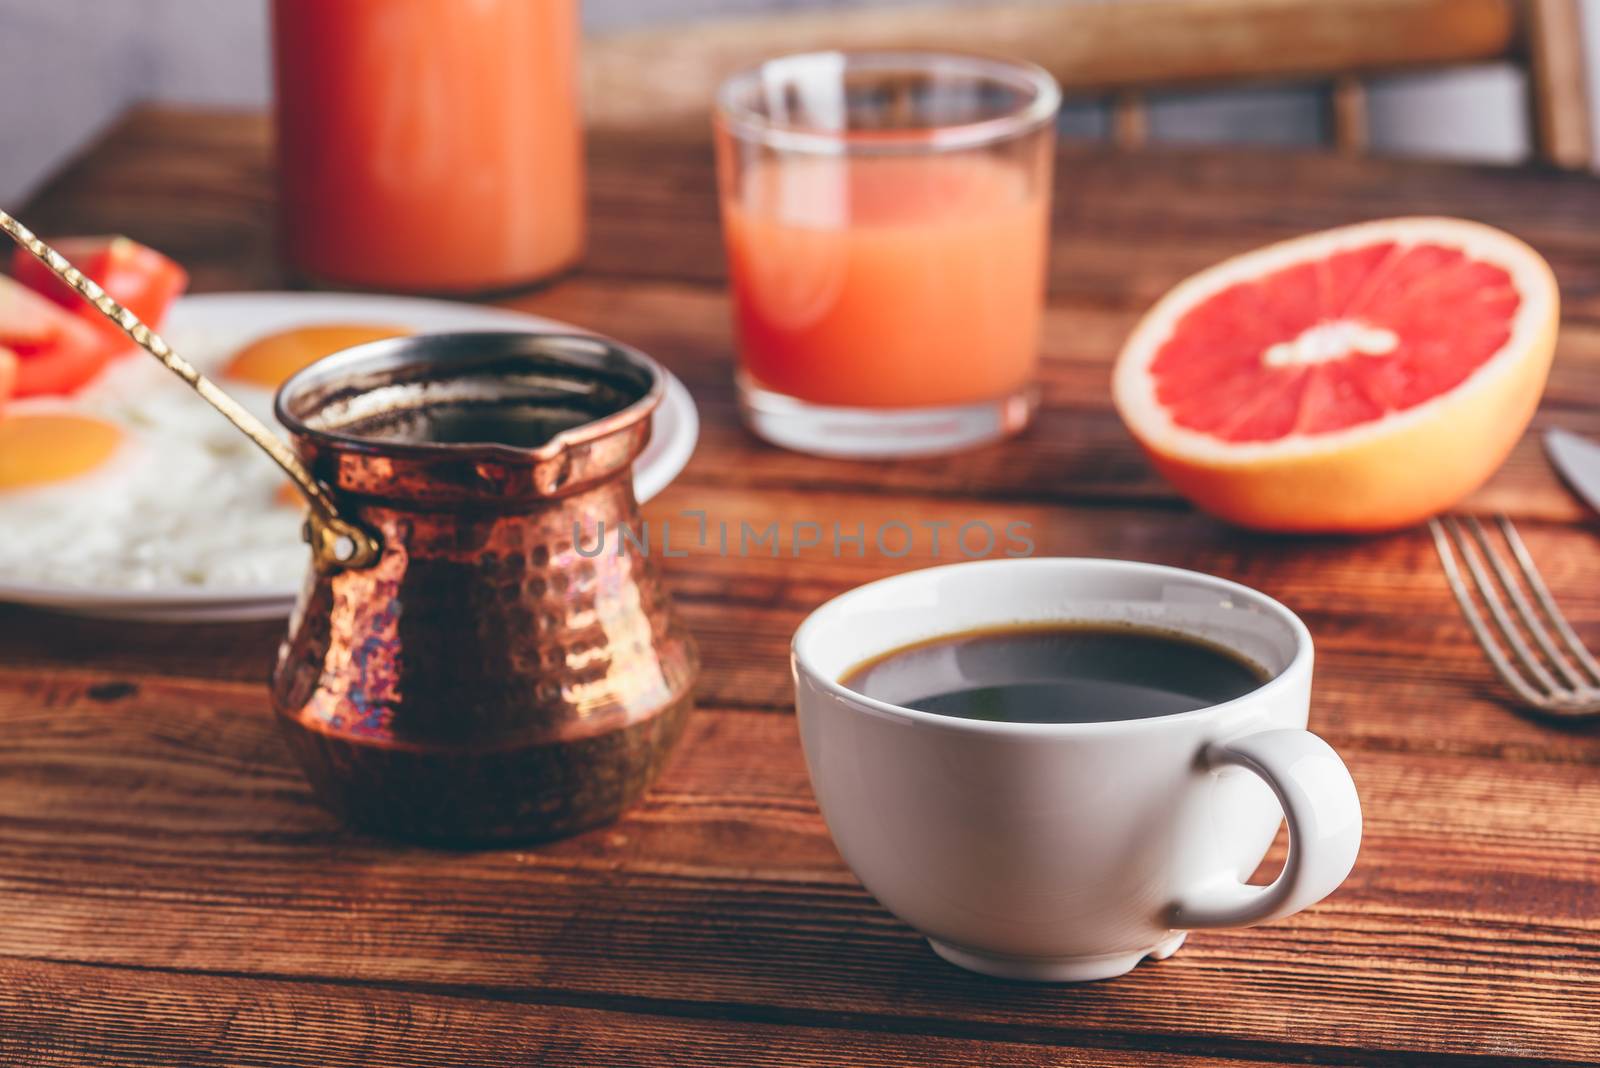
0,211 -> 381,571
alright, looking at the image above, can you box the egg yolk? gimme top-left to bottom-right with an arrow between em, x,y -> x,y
223,324 -> 411,388
0,413 -> 123,490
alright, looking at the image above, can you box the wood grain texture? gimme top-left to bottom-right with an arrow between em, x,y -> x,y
0,674 -> 1597,1063
26,110 -> 1600,315
6,107 -> 1600,1065
584,0 -> 1518,125
0,960 -> 1306,1068
581,0 -> 1597,169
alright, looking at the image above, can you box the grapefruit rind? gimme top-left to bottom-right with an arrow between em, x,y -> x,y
1112,217 -> 1559,532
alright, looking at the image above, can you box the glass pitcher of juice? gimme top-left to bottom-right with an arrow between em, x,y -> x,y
273,0 -> 584,293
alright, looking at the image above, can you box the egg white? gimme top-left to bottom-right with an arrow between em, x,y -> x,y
0,325 -> 308,592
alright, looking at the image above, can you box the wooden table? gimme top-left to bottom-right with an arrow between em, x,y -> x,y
4,107 -> 1600,1066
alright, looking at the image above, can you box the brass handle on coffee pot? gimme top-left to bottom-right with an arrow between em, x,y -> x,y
0,211 -> 382,572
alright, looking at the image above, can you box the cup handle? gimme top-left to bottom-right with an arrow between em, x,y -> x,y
1170,729 -> 1362,929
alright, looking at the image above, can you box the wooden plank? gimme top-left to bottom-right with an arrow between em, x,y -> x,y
0,677 -> 1596,1061
585,133 -> 1600,317
1112,93 -> 1150,149
637,488 -> 1600,748
7,485 -> 1600,727
4,470 -> 1600,719
22,110 -> 1600,322
1331,76 -> 1369,154
584,0 -> 1518,129
503,275 -> 1600,519
17,110 -> 283,294
1525,0 -> 1595,169
0,959 -> 1304,1068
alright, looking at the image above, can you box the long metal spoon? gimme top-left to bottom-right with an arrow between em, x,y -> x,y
0,210 -> 381,571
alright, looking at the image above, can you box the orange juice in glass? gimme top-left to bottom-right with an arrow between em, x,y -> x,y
273,0 -> 583,294
715,52 -> 1058,457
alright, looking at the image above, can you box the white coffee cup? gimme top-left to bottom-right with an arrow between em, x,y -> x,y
792,557 -> 1361,982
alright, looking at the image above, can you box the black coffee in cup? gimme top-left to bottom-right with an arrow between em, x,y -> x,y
842,622 -> 1268,724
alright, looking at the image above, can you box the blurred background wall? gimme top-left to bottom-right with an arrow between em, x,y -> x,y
1,0 -> 1596,203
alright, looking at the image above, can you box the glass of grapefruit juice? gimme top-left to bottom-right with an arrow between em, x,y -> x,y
272,0 -> 584,294
715,51 -> 1059,457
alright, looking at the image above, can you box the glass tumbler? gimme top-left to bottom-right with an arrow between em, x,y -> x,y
714,51 -> 1059,458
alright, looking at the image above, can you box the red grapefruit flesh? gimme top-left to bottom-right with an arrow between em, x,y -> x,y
1113,218 -> 1559,532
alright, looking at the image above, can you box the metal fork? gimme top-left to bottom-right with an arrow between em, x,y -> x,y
1430,515 -> 1600,717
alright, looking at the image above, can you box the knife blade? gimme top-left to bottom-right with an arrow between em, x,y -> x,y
1544,427 -> 1600,515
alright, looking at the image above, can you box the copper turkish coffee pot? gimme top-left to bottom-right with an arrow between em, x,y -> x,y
2,216 -> 699,844
272,333 -> 698,842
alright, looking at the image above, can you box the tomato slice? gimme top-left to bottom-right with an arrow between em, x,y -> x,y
12,236 -> 188,353
0,275 -> 111,396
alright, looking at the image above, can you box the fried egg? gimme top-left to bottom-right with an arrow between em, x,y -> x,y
224,323 -> 409,388
0,321 -> 404,592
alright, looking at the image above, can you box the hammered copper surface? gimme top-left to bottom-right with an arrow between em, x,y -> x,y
271,334 -> 698,844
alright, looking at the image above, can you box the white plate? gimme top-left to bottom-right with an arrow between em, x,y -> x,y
0,292 -> 698,623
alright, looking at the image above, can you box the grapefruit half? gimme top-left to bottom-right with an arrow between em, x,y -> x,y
1112,217 -> 1559,532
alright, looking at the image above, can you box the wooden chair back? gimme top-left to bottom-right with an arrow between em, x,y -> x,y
585,0 -> 1592,168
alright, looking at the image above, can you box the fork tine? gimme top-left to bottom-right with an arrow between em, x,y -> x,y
1429,518 -> 1553,708
1442,517 -> 1563,695
1464,516 -> 1589,691
1495,515 -> 1600,686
